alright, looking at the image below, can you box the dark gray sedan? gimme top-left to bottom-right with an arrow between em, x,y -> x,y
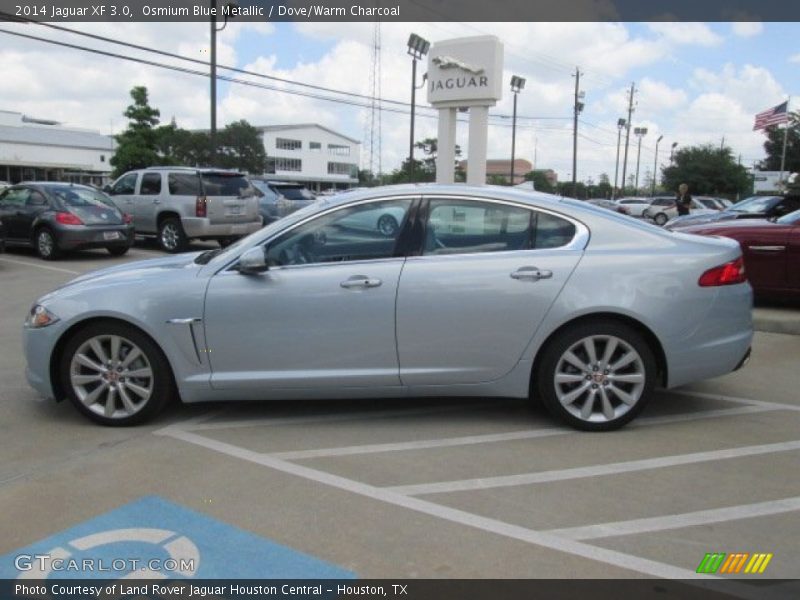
0,183 -> 134,260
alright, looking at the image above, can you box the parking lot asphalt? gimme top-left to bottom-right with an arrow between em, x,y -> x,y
1,245 -> 799,592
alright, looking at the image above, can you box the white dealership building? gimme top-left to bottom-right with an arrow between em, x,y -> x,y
255,123 -> 360,191
0,110 -> 114,186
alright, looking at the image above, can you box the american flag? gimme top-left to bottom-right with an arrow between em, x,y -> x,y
753,101 -> 789,131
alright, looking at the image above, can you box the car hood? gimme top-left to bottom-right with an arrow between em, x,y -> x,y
51,252 -> 203,292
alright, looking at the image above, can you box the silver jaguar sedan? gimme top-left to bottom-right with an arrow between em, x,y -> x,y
23,184 -> 753,431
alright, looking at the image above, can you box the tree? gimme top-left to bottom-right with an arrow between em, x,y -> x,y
758,112 -> 800,173
110,86 -> 162,177
524,170 -> 555,193
661,144 -> 750,197
596,173 -> 612,198
216,120 -> 267,173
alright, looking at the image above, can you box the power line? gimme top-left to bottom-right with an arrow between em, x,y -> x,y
5,18 -> 570,123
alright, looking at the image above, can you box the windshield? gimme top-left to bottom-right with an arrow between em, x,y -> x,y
776,208 -> 800,225
275,186 -> 315,201
729,196 -> 779,214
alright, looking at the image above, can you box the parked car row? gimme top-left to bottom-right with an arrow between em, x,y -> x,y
0,168 -> 326,260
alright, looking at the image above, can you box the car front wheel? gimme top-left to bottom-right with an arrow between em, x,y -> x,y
60,322 -> 174,426
535,321 -> 656,431
654,213 -> 668,226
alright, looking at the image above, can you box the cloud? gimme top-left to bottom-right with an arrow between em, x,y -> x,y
790,53 -> 800,64
731,22 -> 763,38
647,22 -> 723,47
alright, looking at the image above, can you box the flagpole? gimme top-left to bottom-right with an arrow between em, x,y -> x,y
779,96 -> 791,190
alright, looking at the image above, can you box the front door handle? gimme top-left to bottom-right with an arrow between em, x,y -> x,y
340,276 -> 382,289
749,245 -> 785,252
511,266 -> 553,281
152,199 -> 161,204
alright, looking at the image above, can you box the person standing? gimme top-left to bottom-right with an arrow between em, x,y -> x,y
676,183 -> 692,216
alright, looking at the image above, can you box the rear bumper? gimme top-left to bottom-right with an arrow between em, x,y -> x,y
181,218 -> 261,239
56,226 -> 134,249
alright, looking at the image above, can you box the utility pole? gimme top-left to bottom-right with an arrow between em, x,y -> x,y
572,67 -> 583,193
620,82 -> 636,197
210,0 -> 217,164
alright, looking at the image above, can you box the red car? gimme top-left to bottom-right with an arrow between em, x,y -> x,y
680,210 -> 800,298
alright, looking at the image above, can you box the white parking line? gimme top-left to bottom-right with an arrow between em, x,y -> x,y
269,404 -> 777,460
545,497 -> 800,540
385,439 -> 800,496
160,427 -> 775,597
0,256 -> 79,275
673,390 -> 800,413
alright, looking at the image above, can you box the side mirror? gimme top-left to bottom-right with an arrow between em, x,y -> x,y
236,246 -> 269,275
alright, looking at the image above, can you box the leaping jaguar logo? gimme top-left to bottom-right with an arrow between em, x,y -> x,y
432,55 -> 484,75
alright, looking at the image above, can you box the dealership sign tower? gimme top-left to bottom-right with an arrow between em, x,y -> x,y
427,36 -> 504,185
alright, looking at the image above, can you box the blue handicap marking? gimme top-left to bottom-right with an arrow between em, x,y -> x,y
0,495 -> 355,579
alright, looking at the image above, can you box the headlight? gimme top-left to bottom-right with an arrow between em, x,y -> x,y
25,305 -> 60,328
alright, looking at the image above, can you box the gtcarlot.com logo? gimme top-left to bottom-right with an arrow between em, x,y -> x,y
696,552 -> 773,574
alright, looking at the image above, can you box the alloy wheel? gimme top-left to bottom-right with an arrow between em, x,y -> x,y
553,334 -> 646,424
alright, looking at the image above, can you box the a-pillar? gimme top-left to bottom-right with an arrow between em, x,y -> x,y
467,106 -> 489,186
436,107 -> 457,184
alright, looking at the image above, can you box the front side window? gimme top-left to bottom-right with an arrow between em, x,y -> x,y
111,173 -> 137,195
0,188 -> 31,208
265,199 -> 412,267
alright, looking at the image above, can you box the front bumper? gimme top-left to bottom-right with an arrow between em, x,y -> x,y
181,218 -> 261,239
23,322 -> 64,401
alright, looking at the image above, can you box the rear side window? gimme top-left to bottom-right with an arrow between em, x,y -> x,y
140,172 -> 162,195
201,173 -> 251,197
168,173 -> 201,196
533,212 -> 576,249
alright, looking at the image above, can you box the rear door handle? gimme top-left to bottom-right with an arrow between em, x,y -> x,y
340,276 -> 382,289
511,267 -> 552,281
152,199 -> 161,204
749,245 -> 785,252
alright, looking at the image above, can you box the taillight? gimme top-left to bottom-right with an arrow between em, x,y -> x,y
196,196 -> 207,217
55,212 -> 83,226
698,257 -> 747,287
123,213 -> 133,224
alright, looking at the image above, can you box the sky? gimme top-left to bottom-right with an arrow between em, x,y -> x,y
1,20 -> 798,185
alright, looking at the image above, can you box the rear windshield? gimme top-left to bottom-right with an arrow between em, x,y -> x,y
201,173 -> 253,197
274,186 -> 315,201
49,186 -> 119,211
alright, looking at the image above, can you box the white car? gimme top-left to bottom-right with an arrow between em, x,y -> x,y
643,196 -> 717,226
614,197 -> 652,217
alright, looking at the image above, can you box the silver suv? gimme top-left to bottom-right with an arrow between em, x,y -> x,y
106,167 -> 261,252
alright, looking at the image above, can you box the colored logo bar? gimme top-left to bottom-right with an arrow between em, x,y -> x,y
697,552 -> 773,574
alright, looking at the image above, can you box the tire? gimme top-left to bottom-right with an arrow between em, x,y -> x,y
654,213 -> 668,226
35,227 -> 60,260
60,321 -> 174,426
158,218 -> 187,253
107,245 -> 130,256
534,321 -> 656,431
377,214 -> 399,237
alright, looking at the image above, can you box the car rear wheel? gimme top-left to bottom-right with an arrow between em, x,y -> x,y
654,213 -> 668,226
158,218 -> 187,253
60,322 -> 174,426
35,228 -> 60,260
535,321 -> 656,431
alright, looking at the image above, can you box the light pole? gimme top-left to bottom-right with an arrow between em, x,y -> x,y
407,33 -> 430,183
510,76 -> 526,185
613,118 -> 626,198
670,141 -> 678,165
210,1 -> 239,164
633,126 -> 648,193
651,134 -> 663,196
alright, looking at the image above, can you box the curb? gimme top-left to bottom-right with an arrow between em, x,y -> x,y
753,308 -> 800,336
